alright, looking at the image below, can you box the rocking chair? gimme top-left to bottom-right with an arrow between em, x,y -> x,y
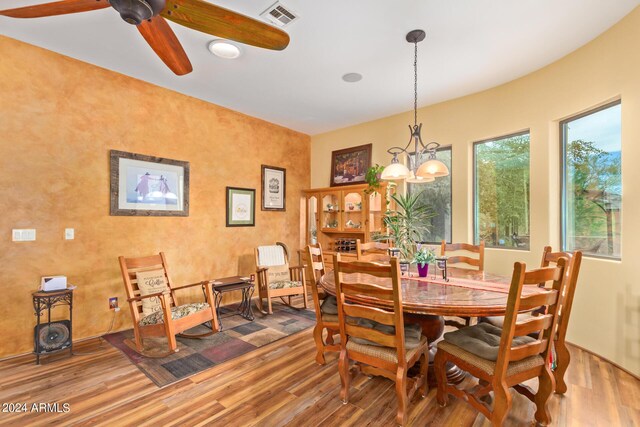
254,242 -> 308,314
118,252 -> 218,358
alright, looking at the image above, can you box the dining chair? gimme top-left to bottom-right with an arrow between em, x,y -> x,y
480,246 -> 583,394
118,252 -> 218,358
441,240 -> 485,328
434,258 -> 569,426
355,239 -> 390,262
334,254 -> 428,426
254,242 -> 308,314
305,243 -> 340,364
440,240 -> 485,271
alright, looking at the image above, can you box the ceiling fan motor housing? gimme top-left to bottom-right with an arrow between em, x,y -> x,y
110,0 -> 165,25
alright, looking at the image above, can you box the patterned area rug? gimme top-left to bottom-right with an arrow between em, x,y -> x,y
104,303 -> 316,387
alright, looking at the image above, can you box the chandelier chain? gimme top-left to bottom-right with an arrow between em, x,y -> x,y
414,40 -> 418,127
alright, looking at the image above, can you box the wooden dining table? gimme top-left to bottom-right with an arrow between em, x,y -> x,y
319,266 -> 547,383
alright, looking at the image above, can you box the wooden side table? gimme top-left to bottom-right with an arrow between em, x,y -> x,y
32,288 -> 73,364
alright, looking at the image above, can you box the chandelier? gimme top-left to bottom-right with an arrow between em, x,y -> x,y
380,29 -> 449,183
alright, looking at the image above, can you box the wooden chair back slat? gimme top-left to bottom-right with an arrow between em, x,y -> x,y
345,324 -> 397,347
509,339 -> 549,361
343,303 -> 396,326
518,291 -> 559,311
441,240 -> 485,271
513,314 -> 554,337
335,260 -> 393,278
356,239 -> 390,262
341,282 -> 395,301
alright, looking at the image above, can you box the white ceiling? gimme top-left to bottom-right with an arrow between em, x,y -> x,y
1,0 -> 639,135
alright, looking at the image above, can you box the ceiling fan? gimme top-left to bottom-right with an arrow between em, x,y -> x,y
0,0 -> 290,75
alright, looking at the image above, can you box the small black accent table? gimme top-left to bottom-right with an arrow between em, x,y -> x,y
32,288 -> 74,365
205,276 -> 254,330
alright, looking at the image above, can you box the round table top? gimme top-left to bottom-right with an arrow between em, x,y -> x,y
320,267 -> 518,317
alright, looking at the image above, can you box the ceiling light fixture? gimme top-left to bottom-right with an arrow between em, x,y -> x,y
207,40 -> 242,59
380,29 -> 449,183
342,72 -> 363,83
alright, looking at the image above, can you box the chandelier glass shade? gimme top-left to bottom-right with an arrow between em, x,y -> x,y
381,29 -> 449,183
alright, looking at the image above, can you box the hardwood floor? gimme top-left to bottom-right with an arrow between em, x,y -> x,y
0,329 -> 638,426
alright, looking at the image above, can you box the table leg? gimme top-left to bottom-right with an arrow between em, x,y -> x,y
214,290 -> 224,330
403,313 -> 466,386
241,286 -> 255,321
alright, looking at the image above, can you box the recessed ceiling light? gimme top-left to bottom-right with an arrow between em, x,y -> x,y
342,72 -> 363,83
207,40 -> 242,59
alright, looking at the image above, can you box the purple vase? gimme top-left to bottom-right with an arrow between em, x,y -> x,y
417,263 -> 429,277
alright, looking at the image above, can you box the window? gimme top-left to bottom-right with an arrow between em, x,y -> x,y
407,147 -> 452,243
561,101 -> 622,259
474,132 -> 530,249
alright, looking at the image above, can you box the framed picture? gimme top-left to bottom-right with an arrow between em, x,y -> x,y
110,150 -> 189,216
330,143 -> 372,186
226,187 -> 256,227
261,165 -> 286,211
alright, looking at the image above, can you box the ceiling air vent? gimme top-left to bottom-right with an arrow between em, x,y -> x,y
260,2 -> 299,27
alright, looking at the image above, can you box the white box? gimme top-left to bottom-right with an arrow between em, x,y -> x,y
40,276 -> 67,291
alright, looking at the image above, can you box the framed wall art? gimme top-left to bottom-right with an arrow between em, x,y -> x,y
330,143 -> 372,186
261,165 -> 286,211
110,150 -> 189,216
226,187 -> 256,227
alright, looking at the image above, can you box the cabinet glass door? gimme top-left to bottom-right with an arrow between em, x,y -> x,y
368,188 -> 385,239
321,192 -> 341,231
308,195 -> 319,244
343,191 -> 364,231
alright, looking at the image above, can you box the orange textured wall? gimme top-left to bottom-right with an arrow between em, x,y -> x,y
0,36 -> 310,358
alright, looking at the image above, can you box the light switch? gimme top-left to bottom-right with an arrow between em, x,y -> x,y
12,229 -> 36,241
65,228 -> 74,240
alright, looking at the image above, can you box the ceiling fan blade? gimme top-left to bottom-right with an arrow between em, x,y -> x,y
161,0 -> 289,51
138,16 -> 193,76
0,0 -> 110,18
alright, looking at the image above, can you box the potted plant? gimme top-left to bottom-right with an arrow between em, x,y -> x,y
375,191 -> 433,264
364,164 -> 385,195
413,245 -> 436,277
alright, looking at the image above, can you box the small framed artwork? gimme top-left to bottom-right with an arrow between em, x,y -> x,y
330,143 -> 372,186
110,150 -> 189,216
226,187 -> 256,227
261,165 -> 286,211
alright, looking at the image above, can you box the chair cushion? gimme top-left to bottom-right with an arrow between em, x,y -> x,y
437,340 -> 544,377
139,302 -> 210,326
442,322 -> 537,361
479,312 -> 535,329
136,269 -> 169,317
321,313 -> 339,324
320,295 -> 338,314
350,318 -> 424,349
257,245 -> 286,266
269,280 -> 302,290
347,336 -> 427,364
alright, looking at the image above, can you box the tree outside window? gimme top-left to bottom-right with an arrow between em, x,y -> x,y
474,132 -> 530,249
562,101 -> 622,259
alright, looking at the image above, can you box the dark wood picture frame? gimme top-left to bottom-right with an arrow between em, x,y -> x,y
261,165 -> 286,211
330,143 -> 372,187
110,150 -> 189,217
226,187 -> 256,227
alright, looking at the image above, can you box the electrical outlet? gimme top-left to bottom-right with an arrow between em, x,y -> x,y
12,229 -> 36,241
65,228 -> 74,240
109,297 -> 118,310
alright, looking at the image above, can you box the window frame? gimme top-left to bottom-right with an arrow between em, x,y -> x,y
559,99 -> 622,260
472,130 -> 531,251
406,145 -> 453,245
